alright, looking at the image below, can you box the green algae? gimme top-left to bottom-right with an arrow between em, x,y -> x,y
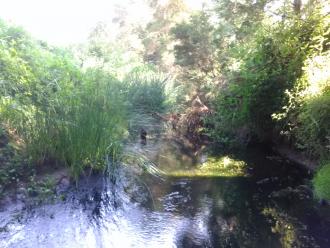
163,155 -> 247,177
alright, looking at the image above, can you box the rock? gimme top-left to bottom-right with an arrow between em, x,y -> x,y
60,177 -> 70,187
56,177 -> 70,194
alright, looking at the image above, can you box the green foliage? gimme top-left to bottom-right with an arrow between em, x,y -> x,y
296,90 -> 330,158
139,0 -> 187,69
207,1 -> 330,155
78,22 -> 144,78
164,155 -> 247,177
26,175 -> 57,200
273,50 -> 330,158
0,20 -> 127,180
28,69 -> 127,178
214,0 -> 271,41
313,162 -> 330,200
0,0 -> 329,191
0,19 -> 176,182
171,11 -> 216,73
120,66 -> 171,136
171,10 -> 223,98
0,127 -> 30,197
122,67 -> 167,114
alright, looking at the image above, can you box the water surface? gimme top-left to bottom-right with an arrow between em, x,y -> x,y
1,136 -> 330,247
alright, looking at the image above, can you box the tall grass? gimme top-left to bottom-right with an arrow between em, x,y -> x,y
122,68 -> 167,114
28,69 -> 127,178
121,68 -> 170,136
1,55 -> 127,179
0,20 -> 177,181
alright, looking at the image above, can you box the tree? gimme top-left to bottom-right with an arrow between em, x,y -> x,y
138,0 -> 188,70
214,0 -> 271,41
171,11 -> 217,74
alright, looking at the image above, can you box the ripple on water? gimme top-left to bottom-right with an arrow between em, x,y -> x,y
1,141 -> 330,247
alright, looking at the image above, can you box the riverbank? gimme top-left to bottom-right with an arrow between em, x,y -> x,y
0,127 -> 72,207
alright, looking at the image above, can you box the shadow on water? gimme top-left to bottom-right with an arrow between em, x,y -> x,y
1,133 -> 330,247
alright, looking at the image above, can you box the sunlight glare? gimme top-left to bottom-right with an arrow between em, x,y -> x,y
0,0 -> 209,45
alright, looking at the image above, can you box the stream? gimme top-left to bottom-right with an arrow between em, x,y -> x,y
1,132 -> 330,247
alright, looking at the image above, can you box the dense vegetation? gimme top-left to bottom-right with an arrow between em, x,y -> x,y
0,0 -> 329,200
170,0 -> 330,199
0,20 -> 168,194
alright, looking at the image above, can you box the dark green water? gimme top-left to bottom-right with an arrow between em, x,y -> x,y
0,137 -> 330,247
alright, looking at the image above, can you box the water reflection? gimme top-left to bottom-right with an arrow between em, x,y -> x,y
0,139 -> 330,247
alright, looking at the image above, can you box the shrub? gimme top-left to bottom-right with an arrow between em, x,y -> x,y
296,90 -> 330,158
313,162 -> 330,200
208,4 -> 329,151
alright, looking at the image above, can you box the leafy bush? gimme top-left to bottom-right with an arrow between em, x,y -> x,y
313,162 -> 330,200
296,90 -> 330,158
207,3 -> 330,153
273,49 -> 330,159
